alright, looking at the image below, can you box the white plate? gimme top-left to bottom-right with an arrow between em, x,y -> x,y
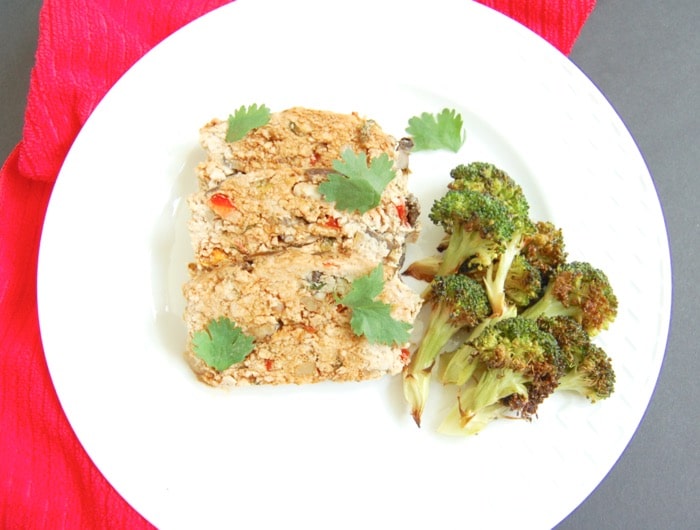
37,0 -> 672,528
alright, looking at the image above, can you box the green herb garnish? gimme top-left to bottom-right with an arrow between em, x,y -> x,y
337,264 -> 412,346
318,148 -> 396,214
226,103 -> 271,142
405,108 -> 466,152
192,316 -> 255,371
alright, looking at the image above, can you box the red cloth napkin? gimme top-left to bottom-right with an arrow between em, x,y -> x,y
0,0 -> 595,527
477,0 -> 596,55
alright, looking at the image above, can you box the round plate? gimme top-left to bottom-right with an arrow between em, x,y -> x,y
37,0 -> 671,528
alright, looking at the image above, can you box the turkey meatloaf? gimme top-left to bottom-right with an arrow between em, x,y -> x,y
183,106 -> 422,386
183,246 -> 421,386
195,107 -> 402,190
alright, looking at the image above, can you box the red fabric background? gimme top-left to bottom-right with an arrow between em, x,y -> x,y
0,0 -> 595,527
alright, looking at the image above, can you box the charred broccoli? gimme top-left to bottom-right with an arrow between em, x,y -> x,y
427,185 -> 534,316
461,253 -> 543,310
520,220 -> 568,281
403,273 -> 490,426
503,254 -> 543,308
535,315 -> 591,370
438,316 -> 563,436
400,160 -> 619,433
448,162 -> 535,315
406,253 -> 542,312
402,253 -> 442,283
446,162 -> 535,315
558,344 -> 615,401
521,261 -> 618,336
537,315 -> 615,401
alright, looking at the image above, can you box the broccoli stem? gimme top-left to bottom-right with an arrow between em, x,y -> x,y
464,303 -> 518,343
403,254 -> 441,283
556,372 -> 592,397
439,369 -> 528,436
403,306 -> 460,426
557,356 -> 615,402
467,369 -> 528,414
438,345 -> 479,386
521,291 -> 578,321
437,228 -> 492,276
483,235 -> 523,316
438,401 -> 508,436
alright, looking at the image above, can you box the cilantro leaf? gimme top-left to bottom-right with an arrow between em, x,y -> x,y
338,265 -> 412,346
405,108 -> 466,152
347,300 -> 413,346
318,149 -> 396,214
226,103 -> 271,142
192,317 -> 255,371
338,263 -> 385,304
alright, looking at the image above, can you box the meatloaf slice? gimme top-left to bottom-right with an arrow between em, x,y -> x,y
187,165 -> 419,272
183,246 -> 422,386
196,107 -> 399,190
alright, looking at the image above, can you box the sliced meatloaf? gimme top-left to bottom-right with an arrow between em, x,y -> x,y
183,246 -> 421,386
183,106 -> 421,386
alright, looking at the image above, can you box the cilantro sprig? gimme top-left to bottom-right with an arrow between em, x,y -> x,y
337,264 -> 412,346
226,103 -> 271,142
192,317 -> 255,371
405,108 -> 466,152
318,148 -> 396,214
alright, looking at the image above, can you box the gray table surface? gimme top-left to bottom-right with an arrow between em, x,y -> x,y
2,1 -> 698,528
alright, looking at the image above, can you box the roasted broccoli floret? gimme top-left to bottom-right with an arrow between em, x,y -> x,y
463,253 -> 542,310
403,160 -> 618,434
503,254 -> 543,308
558,343 -> 615,401
449,162 -> 530,222
536,315 -> 615,401
521,261 -> 618,336
438,316 -> 563,436
403,274 -> 490,427
535,315 -> 591,370
520,220 -> 568,281
445,163 -> 535,316
404,252 -> 543,309
428,188 -> 516,276
428,187 -> 534,316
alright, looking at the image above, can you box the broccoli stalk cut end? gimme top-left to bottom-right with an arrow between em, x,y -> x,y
402,274 -> 490,426
403,311 -> 461,426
